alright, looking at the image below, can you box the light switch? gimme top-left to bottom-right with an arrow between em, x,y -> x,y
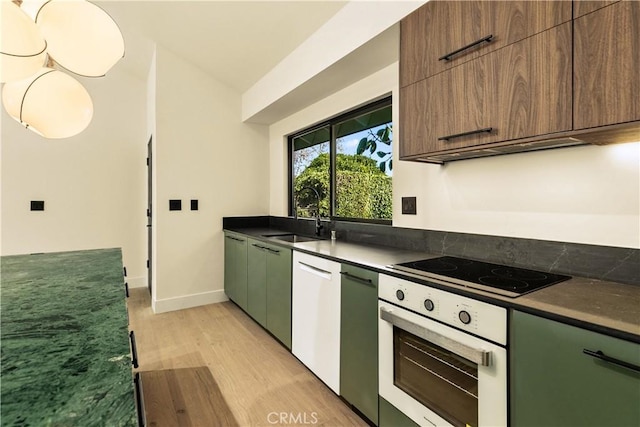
30,200 -> 45,211
169,200 -> 182,211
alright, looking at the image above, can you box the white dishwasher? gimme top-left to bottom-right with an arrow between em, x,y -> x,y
292,251 -> 341,394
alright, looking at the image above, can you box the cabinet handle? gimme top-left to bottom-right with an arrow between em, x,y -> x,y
130,331 -> 139,369
340,271 -> 374,286
438,127 -> 493,141
125,282 -> 129,298
133,372 -> 146,427
251,243 -> 266,249
266,247 -> 281,254
226,235 -> 244,242
583,349 -> 640,373
439,34 -> 494,61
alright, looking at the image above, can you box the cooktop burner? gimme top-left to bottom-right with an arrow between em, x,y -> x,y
391,256 -> 571,297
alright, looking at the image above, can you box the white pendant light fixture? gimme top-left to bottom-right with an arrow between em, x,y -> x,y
0,1 -> 47,82
35,0 -> 125,77
1,0 -> 124,139
2,67 -> 93,138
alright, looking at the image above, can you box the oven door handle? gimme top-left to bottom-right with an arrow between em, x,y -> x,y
380,306 -> 491,366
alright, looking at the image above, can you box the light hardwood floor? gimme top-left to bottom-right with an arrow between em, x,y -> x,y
128,288 -> 367,427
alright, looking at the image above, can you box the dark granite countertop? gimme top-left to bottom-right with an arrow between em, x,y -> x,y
225,227 -> 640,343
1,249 -> 137,426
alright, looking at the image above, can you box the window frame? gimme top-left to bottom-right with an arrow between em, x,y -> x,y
288,95 -> 393,225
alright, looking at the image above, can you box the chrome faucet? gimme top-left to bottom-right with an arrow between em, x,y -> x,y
295,186 -> 324,236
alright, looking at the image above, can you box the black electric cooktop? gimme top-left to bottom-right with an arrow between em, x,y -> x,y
391,256 -> 571,297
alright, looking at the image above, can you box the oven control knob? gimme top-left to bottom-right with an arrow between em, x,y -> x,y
396,290 -> 405,301
458,310 -> 472,325
424,299 -> 435,311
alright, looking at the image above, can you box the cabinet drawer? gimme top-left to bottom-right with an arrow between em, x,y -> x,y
400,23 -> 572,159
400,0 -> 571,87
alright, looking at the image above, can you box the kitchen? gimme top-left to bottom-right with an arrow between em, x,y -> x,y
1,1 -> 639,426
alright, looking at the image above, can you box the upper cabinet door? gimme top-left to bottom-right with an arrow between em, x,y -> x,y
400,23 -> 572,158
573,1 -> 640,130
573,0 -> 620,19
399,0 -> 571,88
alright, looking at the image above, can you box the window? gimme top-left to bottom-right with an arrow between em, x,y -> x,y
289,97 -> 392,223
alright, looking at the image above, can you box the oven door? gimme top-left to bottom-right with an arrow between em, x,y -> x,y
379,301 -> 507,427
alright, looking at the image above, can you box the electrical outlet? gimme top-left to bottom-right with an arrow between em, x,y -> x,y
401,197 -> 417,215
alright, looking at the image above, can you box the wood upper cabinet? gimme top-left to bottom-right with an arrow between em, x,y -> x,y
573,0 -> 620,19
400,0 -> 571,88
574,1 -> 640,130
400,23 -> 572,158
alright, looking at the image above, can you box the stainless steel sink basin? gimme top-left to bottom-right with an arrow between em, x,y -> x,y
262,233 -> 321,243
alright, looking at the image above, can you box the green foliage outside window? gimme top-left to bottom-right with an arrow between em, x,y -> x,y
294,153 -> 392,220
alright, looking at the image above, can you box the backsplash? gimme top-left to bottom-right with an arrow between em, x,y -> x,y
223,216 -> 640,286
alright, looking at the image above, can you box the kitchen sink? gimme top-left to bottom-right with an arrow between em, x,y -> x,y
262,233 -> 322,243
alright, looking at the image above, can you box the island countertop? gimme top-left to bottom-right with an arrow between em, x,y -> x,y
1,248 -> 137,427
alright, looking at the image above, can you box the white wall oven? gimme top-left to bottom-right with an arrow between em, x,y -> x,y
379,274 -> 507,427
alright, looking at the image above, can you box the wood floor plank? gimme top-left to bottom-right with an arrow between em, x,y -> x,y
128,288 -> 366,427
141,367 -> 238,427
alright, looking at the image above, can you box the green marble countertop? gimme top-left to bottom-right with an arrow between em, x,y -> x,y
1,249 -> 137,427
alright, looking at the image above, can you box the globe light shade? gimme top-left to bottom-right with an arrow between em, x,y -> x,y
0,1 -> 47,82
2,68 -> 94,138
36,0 -> 125,77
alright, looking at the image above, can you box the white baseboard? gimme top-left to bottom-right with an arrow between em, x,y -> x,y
152,289 -> 229,314
126,276 -> 147,289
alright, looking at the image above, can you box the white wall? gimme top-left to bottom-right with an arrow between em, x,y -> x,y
147,47 -> 157,298
152,45 -> 269,313
1,67 -> 149,285
243,0 -> 423,123
269,62 -> 640,249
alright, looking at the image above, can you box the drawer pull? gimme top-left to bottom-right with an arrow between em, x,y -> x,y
438,127 -> 493,141
225,235 -> 244,242
133,372 -> 146,427
583,349 -> 640,373
130,331 -> 139,369
439,34 -> 494,61
340,271 -> 374,286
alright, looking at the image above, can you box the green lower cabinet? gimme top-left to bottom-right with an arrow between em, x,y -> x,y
224,232 -> 247,311
265,244 -> 292,349
247,239 -> 268,327
378,397 -> 419,427
340,264 -> 379,425
511,310 -> 640,427
245,238 -> 292,349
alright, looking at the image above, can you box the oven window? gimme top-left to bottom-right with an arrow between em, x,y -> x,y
393,327 -> 479,427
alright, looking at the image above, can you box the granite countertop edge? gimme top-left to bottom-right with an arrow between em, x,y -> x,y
225,227 -> 640,344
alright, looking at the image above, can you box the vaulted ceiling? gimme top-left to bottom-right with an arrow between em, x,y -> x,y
97,1 -> 348,92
